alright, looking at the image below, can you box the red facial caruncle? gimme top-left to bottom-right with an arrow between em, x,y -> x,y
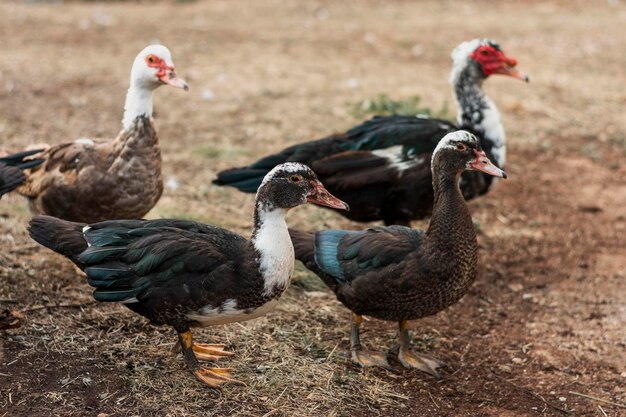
144,54 -> 189,90
468,148 -> 507,178
145,54 -> 175,78
470,45 -> 528,82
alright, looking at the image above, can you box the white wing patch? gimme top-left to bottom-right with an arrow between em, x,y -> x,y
372,145 -> 418,173
187,299 -> 279,326
74,137 -> 95,146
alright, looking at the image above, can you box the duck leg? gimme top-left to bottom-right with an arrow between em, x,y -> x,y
396,320 -> 445,377
350,314 -> 391,369
177,330 -> 243,388
172,340 -> 235,361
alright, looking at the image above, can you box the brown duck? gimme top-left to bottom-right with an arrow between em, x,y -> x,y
0,45 -> 188,222
289,130 -> 506,376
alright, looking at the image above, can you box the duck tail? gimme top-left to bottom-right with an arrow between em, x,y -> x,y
28,215 -> 88,268
0,149 -> 45,197
213,153 -> 288,193
289,228 -> 316,264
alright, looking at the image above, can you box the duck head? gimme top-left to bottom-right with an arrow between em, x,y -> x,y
432,131 -> 507,178
451,39 -> 528,83
257,163 -> 349,210
130,44 -> 188,91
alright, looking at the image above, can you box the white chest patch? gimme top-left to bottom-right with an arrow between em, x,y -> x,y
253,208 -> 295,297
187,298 -> 279,326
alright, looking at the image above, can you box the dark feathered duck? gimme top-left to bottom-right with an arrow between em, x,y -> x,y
0,45 -> 188,222
289,131 -> 506,375
215,39 -> 526,225
29,163 -> 348,388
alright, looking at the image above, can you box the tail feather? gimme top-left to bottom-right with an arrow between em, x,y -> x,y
0,164 -> 26,196
28,215 -> 88,267
0,148 -> 45,197
289,228 -> 316,265
213,152 -> 290,193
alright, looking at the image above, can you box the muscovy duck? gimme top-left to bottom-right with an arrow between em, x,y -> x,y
215,39 -> 526,226
29,163 -> 348,388
0,45 -> 188,222
289,131 -> 506,375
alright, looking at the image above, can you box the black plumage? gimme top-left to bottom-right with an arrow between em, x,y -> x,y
215,39 -> 527,225
0,149 -> 44,197
289,131 -> 507,375
28,163 -> 347,388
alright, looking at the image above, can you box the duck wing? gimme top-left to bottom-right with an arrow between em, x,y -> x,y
214,115 -> 456,193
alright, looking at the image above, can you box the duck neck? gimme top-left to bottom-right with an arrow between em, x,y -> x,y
122,80 -> 156,131
251,201 -> 294,297
427,170 -> 476,247
451,67 -> 506,166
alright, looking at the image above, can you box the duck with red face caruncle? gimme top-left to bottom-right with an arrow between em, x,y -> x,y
215,39 -> 526,226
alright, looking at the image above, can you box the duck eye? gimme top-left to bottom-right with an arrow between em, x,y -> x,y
480,49 -> 489,56
456,143 -> 467,151
289,175 -> 303,183
147,55 -> 155,63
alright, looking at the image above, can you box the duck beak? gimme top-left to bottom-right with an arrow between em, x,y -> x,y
159,70 -> 189,91
469,149 -> 507,178
494,55 -> 529,82
307,181 -> 350,211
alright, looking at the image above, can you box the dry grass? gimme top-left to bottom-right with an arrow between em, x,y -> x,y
1,0 -> 625,416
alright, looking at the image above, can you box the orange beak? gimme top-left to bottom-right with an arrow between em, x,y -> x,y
307,180 -> 350,211
469,149 -> 507,178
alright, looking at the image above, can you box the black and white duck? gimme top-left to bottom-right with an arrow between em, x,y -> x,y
289,131 -> 506,375
215,39 -> 526,226
29,163 -> 348,388
0,44 -> 188,222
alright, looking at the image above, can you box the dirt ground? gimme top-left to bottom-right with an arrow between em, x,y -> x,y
1,0 -> 625,416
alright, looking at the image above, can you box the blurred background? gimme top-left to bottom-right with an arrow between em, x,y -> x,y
0,1 -> 624,416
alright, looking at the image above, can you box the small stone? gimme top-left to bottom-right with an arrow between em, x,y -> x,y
346,78 -> 359,89
201,88 -> 215,101
522,293 -> 533,300
508,283 -> 523,292
512,357 -> 524,364
498,365 -> 512,373
166,177 -> 179,190
559,397 -> 567,402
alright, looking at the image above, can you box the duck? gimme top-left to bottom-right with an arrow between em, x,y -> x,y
28,163 -> 349,388
0,44 -> 188,222
288,131 -> 506,375
214,39 -> 526,226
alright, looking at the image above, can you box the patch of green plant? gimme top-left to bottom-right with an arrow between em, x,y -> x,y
349,94 -> 452,120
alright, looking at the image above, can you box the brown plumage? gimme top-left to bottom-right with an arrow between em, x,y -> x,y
18,117 -> 163,222
0,44 -> 187,222
289,131 -> 507,375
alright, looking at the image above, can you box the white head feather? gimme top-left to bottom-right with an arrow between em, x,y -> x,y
431,130 -> 478,165
122,44 -> 176,130
448,39 -> 482,85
